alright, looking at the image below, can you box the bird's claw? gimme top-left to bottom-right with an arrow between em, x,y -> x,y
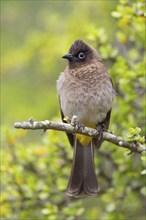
96,123 -> 105,142
75,122 -> 85,131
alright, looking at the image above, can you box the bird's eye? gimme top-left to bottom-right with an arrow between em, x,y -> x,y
78,52 -> 85,60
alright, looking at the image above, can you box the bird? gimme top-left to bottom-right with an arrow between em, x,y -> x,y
57,39 -> 115,197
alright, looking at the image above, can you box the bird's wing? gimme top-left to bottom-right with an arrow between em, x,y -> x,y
93,109 -> 112,149
102,109 -> 111,131
58,96 -> 74,147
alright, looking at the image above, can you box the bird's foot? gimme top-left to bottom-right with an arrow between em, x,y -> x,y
75,121 -> 85,131
96,123 -> 105,143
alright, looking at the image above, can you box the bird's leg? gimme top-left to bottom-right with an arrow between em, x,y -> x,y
96,123 -> 105,140
75,121 -> 85,131
93,123 -> 105,149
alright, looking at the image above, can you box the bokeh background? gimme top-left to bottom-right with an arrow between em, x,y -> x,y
1,0 -> 145,219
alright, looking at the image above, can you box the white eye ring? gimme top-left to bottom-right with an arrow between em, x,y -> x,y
78,52 -> 85,60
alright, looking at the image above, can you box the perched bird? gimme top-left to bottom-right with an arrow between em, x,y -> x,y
57,39 -> 115,197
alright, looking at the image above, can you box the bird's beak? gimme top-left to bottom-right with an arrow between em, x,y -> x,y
62,54 -> 74,61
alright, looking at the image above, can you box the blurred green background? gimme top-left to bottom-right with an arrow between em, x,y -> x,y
1,0 -> 146,219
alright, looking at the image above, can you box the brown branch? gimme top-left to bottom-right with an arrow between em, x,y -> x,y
14,117 -> 146,154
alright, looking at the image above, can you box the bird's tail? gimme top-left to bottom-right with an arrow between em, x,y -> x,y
67,138 -> 98,197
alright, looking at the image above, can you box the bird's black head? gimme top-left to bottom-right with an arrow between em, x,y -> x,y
62,39 -> 97,68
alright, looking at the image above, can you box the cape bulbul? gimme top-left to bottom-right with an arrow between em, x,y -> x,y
57,39 -> 115,197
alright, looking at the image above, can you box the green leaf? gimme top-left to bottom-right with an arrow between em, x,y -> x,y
106,203 -> 116,212
41,208 -> 50,215
76,208 -> 85,216
140,187 -> 146,196
128,127 -> 136,135
141,156 -> 146,161
141,169 -> 146,175
135,127 -> 141,135
111,11 -> 122,18
120,0 -> 128,4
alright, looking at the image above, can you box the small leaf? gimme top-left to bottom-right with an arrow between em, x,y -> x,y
138,136 -> 145,144
120,0 -> 128,4
106,203 -> 116,212
128,127 -> 136,135
76,208 -> 85,216
141,156 -> 146,161
135,127 -> 141,135
140,187 -> 146,196
111,11 -> 122,18
141,169 -> 146,175
41,208 -> 50,215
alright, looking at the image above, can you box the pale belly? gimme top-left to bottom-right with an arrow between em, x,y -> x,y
59,83 -> 113,127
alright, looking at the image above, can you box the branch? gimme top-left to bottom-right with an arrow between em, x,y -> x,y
14,117 -> 146,154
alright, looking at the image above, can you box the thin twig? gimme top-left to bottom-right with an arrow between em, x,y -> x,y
14,118 -> 146,154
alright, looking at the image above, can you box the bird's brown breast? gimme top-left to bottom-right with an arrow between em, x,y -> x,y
57,61 -> 114,126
